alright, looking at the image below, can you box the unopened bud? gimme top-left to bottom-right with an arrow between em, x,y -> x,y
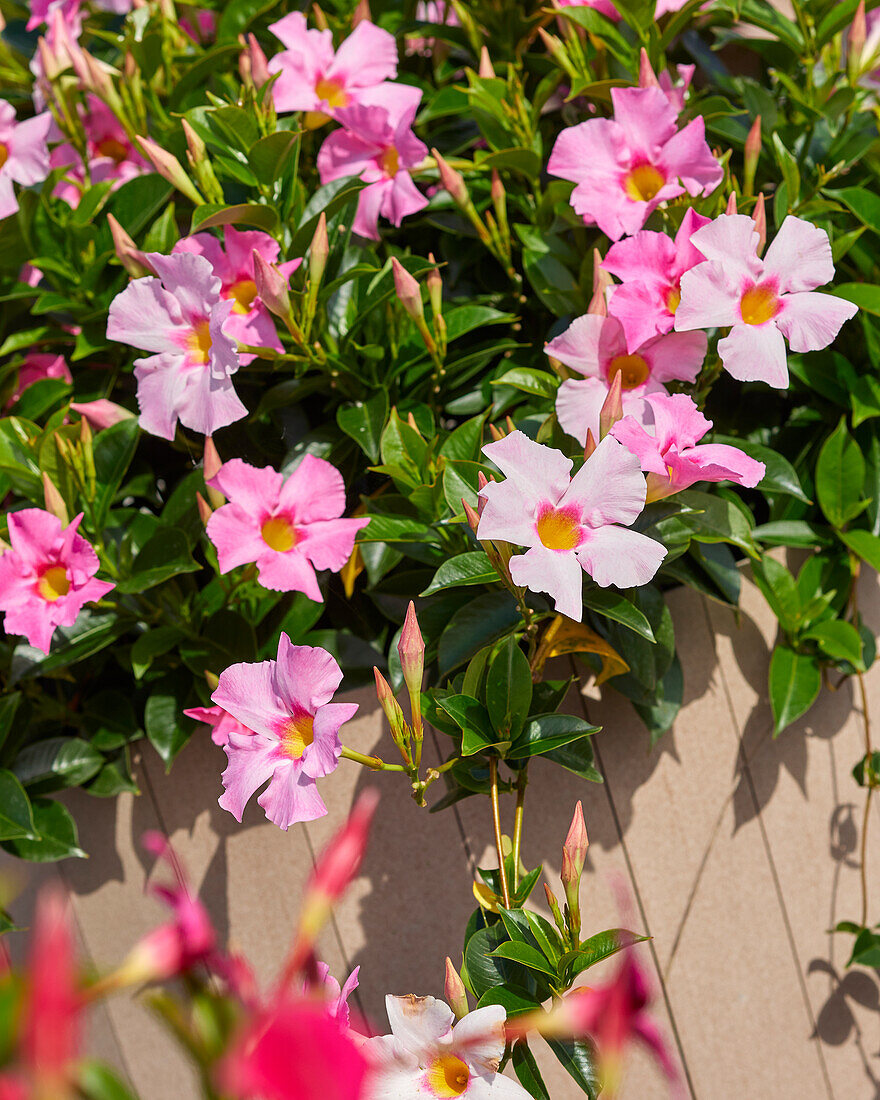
309,212 -> 329,287
181,118 -> 206,163
253,250 -> 292,319
391,257 -> 424,321
599,372 -> 623,438
136,136 -> 204,206
752,192 -> 767,255
373,668 -> 410,758
463,498 -> 481,533
744,115 -> 761,196
850,1 -> 867,78
398,601 -> 425,740
488,422 -> 505,442
352,0 -> 370,26
584,428 -> 597,460
432,148 -> 468,206
426,254 -> 442,317
638,48 -> 660,90
479,46 -> 495,78
561,802 -> 588,888
725,192 -> 737,215
196,491 -> 213,526
444,958 -> 469,1019
203,436 -> 225,509
107,213 -> 154,277
246,33 -> 269,87
537,28 -> 574,76
544,882 -> 566,937
70,399 -> 134,430
42,473 -> 68,525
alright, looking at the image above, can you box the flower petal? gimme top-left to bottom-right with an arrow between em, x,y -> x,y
219,734 -> 281,822
280,453 -> 347,522
274,634 -> 343,712
482,431 -> 572,509
717,322 -> 789,387
762,214 -> 835,294
302,701 -> 356,779
560,434 -> 647,528
257,762 -> 327,829
576,526 -> 665,588
508,544 -> 584,621
775,291 -> 858,353
674,262 -> 740,332
385,995 -> 454,1055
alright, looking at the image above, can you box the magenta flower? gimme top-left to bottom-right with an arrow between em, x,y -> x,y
212,635 -> 358,830
173,227 -> 300,362
268,12 -> 399,119
603,206 -> 710,352
546,312 -> 706,445
548,86 -> 722,241
184,704 -> 255,748
477,432 -> 665,620
206,456 -> 368,599
557,0 -> 621,19
308,962 -> 360,1029
0,509 -> 114,654
6,352 -> 71,407
675,213 -> 859,388
612,392 -> 765,501
318,86 -> 428,240
50,96 -> 148,208
0,102 -> 53,221
68,399 -> 133,431
25,0 -> 79,31
106,251 -> 247,440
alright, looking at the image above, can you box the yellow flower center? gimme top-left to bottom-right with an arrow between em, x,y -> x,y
380,147 -> 400,178
315,78 -> 350,109
187,320 -> 213,364
0,143 -> 8,170
739,284 -> 780,326
38,565 -> 70,602
261,515 -> 298,553
623,163 -> 665,203
536,507 -> 581,551
229,279 -> 258,315
608,353 -> 650,390
425,1054 -> 470,1098
96,137 -> 128,164
282,713 -> 314,759
666,284 -> 681,314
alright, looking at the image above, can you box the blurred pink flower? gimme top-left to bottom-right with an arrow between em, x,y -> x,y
106,251 -> 247,440
0,509 -> 114,653
69,398 -> 134,430
180,8 -> 216,43
548,86 -> 721,240
6,352 -> 71,407
318,86 -> 428,240
184,703 -> 255,747
50,95 -> 149,207
173,227 -> 300,362
612,392 -> 765,501
306,962 -> 360,1029
675,213 -> 859,388
212,635 -> 358,830
206,455 -> 368,598
478,432 -> 665,620
26,0 -> 79,31
557,0 -> 620,20
0,103 -> 53,221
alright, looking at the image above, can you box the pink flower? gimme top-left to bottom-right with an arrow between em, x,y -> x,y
106,251 -> 247,440
268,12 -> 399,119
212,635 -> 358,830
611,392 -> 765,501
603,206 -> 710,352
675,213 -> 859,388
69,398 -> 133,430
6,352 -> 71,407
26,0 -> 79,31
477,432 -> 665,620
172,227 -> 301,363
557,0 -> 620,20
307,963 -> 360,1029
318,86 -> 428,240
184,703 -> 255,748
362,996 -> 530,1099
180,9 -> 216,43
50,96 -> 148,208
0,103 -> 53,221
0,509 -> 114,653
206,456 -> 369,598
546,312 -> 707,446
547,86 -> 722,241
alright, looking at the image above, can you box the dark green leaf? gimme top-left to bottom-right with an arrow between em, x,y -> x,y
490,941 -> 557,978
582,587 -> 655,641
1,798 -> 85,861
0,770 -> 37,840
438,593 -> 522,676
486,636 -> 532,739
802,620 -> 864,669
117,528 -> 200,593
840,528 -> 880,571
337,391 -> 388,463
816,417 -> 867,528
769,645 -> 822,736
13,738 -> 103,791
508,714 -> 599,760
422,552 -> 499,596
93,417 -> 140,528
512,1040 -> 550,1100
191,203 -> 278,233
545,1038 -> 600,1100
563,927 -> 648,979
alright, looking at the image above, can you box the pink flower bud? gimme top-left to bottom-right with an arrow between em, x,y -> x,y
136,136 -> 204,206
253,249 -> 292,319
397,601 -> 425,701
744,114 -> 761,193
752,191 -> 767,255
479,46 -> 495,78
245,32 -> 269,87
352,0 -> 371,26
599,371 -> 623,438
70,399 -> 134,431
309,212 -> 329,287
725,192 -> 737,215
41,473 -> 68,526
426,254 -> 442,317
391,257 -> 424,321
373,667 -> 409,747
203,435 -> 225,508
181,118 -> 206,163
638,48 -> 660,90
107,213 -> 155,278
196,491 -> 213,526
432,148 -> 468,206
851,1 -> 867,74
490,168 -> 504,206
463,498 -> 481,533
560,801 -> 588,886
444,957 -> 469,1020
584,428 -> 597,460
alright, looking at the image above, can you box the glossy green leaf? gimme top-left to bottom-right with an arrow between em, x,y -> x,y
248,131 -> 298,186
769,646 -> 822,736
191,203 -> 278,233
422,552 -> 499,596
486,636 -> 532,739
508,713 -> 599,760
436,695 -> 504,756
816,417 -> 867,528
337,391 -> 388,462
545,1038 -> 600,1100
710,435 -> 809,502
583,587 -> 655,641
438,592 -> 522,676
1,798 -> 85,861
117,528 -> 200,593
491,368 -> 559,400
490,940 -> 557,978
512,1040 -> 550,1100
0,770 -> 37,841
13,737 -> 103,791
92,417 -> 140,528
840,528 -> 880,571
802,620 -> 864,669
562,927 -> 649,979
145,675 -> 196,768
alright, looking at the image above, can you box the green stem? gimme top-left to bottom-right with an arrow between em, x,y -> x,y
340,745 -> 407,772
490,757 -> 511,909
512,765 -> 528,894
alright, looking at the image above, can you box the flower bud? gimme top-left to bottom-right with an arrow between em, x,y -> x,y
850,1 -> 867,78
374,668 -> 410,759
181,118 -> 206,163
426,254 -> 442,317
203,435 -> 225,509
42,473 -> 68,525
136,136 -> 204,206
599,371 -> 623,439
398,602 -> 425,741
196,491 -> 213,526
444,958 -> 469,1020
744,114 -> 761,196
479,46 -> 495,79
544,882 -> 566,937
107,213 -> 155,278
391,257 -> 425,321
638,48 -> 660,91
752,191 -> 767,255
725,192 -> 737,215
463,498 -> 481,533
309,212 -> 329,288
432,148 -> 468,206
69,399 -> 133,431
253,249 -> 292,320
245,32 -> 270,87
352,0 -> 371,26
584,428 -> 597,460
537,28 -> 575,77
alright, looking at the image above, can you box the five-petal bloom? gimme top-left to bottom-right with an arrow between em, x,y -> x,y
362,995 -> 530,1099
0,509 -> 114,654
611,393 -> 765,501
675,213 -> 859,388
107,251 -> 247,440
477,432 -> 665,621
206,456 -> 369,599
546,313 -> 707,446
212,635 -> 358,830
0,102 -> 53,221
548,85 -> 721,241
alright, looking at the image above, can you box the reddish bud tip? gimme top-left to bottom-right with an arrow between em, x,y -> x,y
391,257 -> 424,321
599,372 -> 623,438
42,473 -> 68,526
432,148 -> 468,206
752,192 -> 767,255
479,46 -> 495,79
253,250 -> 292,319
444,957 -> 469,1019
638,48 -> 660,90
584,429 -> 598,460
725,192 -> 738,215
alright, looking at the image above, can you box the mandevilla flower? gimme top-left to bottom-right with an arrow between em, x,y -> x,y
212,635 -> 358,830
0,509 -> 114,653
50,95 -> 148,208
106,251 -> 247,440
611,393 -> 765,501
206,456 -> 369,598
477,432 -> 665,621
317,86 -> 428,240
546,312 -> 707,446
675,213 -> 859,387
6,352 -> 71,408
172,227 -> 301,362
268,12 -> 399,121
362,995 -> 530,1099
547,86 -> 722,240
0,102 -> 53,221
184,703 -> 255,748
602,206 -> 710,352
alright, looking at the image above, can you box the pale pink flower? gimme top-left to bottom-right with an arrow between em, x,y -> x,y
268,12 -> 399,118
0,103 -> 53,221
307,962 -> 360,1029
69,398 -> 133,430
548,86 -> 722,240
546,312 -> 706,445
206,456 -> 368,599
611,392 -> 765,501
0,509 -> 114,653
106,251 -> 247,440
557,0 -> 620,19
603,207 -> 710,352
26,0 -> 79,31
318,85 -> 428,240
478,432 -> 665,620
362,996 -> 530,1099
6,352 -> 71,407
212,635 -> 358,830
675,213 -> 859,388
184,704 -> 254,748
173,227 -> 300,362
50,96 -> 148,208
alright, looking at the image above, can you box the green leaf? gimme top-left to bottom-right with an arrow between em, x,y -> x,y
0,770 -> 37,840
562,927 -> 649,979
337,391 -> 388,463
191,203 -> 278,233
491,368 -> 559,400
545,1038 -> 600,1100
131,626 -> 185,680
13,378 -> 70,421
751,556 -> 801,633
816,417 -> 867,528
117,528 -> 200,593
1,798 -> 85,861
422,552 -> 499,596
475,985 -> 541,1017
802,620 -> 864,669
12,613 -> 126,681
582,587 -> 655,641
145,675 -> 196,768
542,737 -> 602,782
216,0 -> 278,40
771,134 -> 800,202
825,187 -> 880,236
769,645 -> 822,736
78,1061 -> 139,1100
676,489 -> 757,556
840,528 -> 880,570
248,131 -> 299,186
93,417 -> 140,528
508,714 -> 599,760
833,283 -> 880,316
753,520 -> 834,548
486,636 -> 532,739
512,1040 -> 550,1100
438,592 -> 522,676
436,695 -> 504,756
710,435 -> 809,502
490,941 -> 557,978
13,737 -> 104,792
